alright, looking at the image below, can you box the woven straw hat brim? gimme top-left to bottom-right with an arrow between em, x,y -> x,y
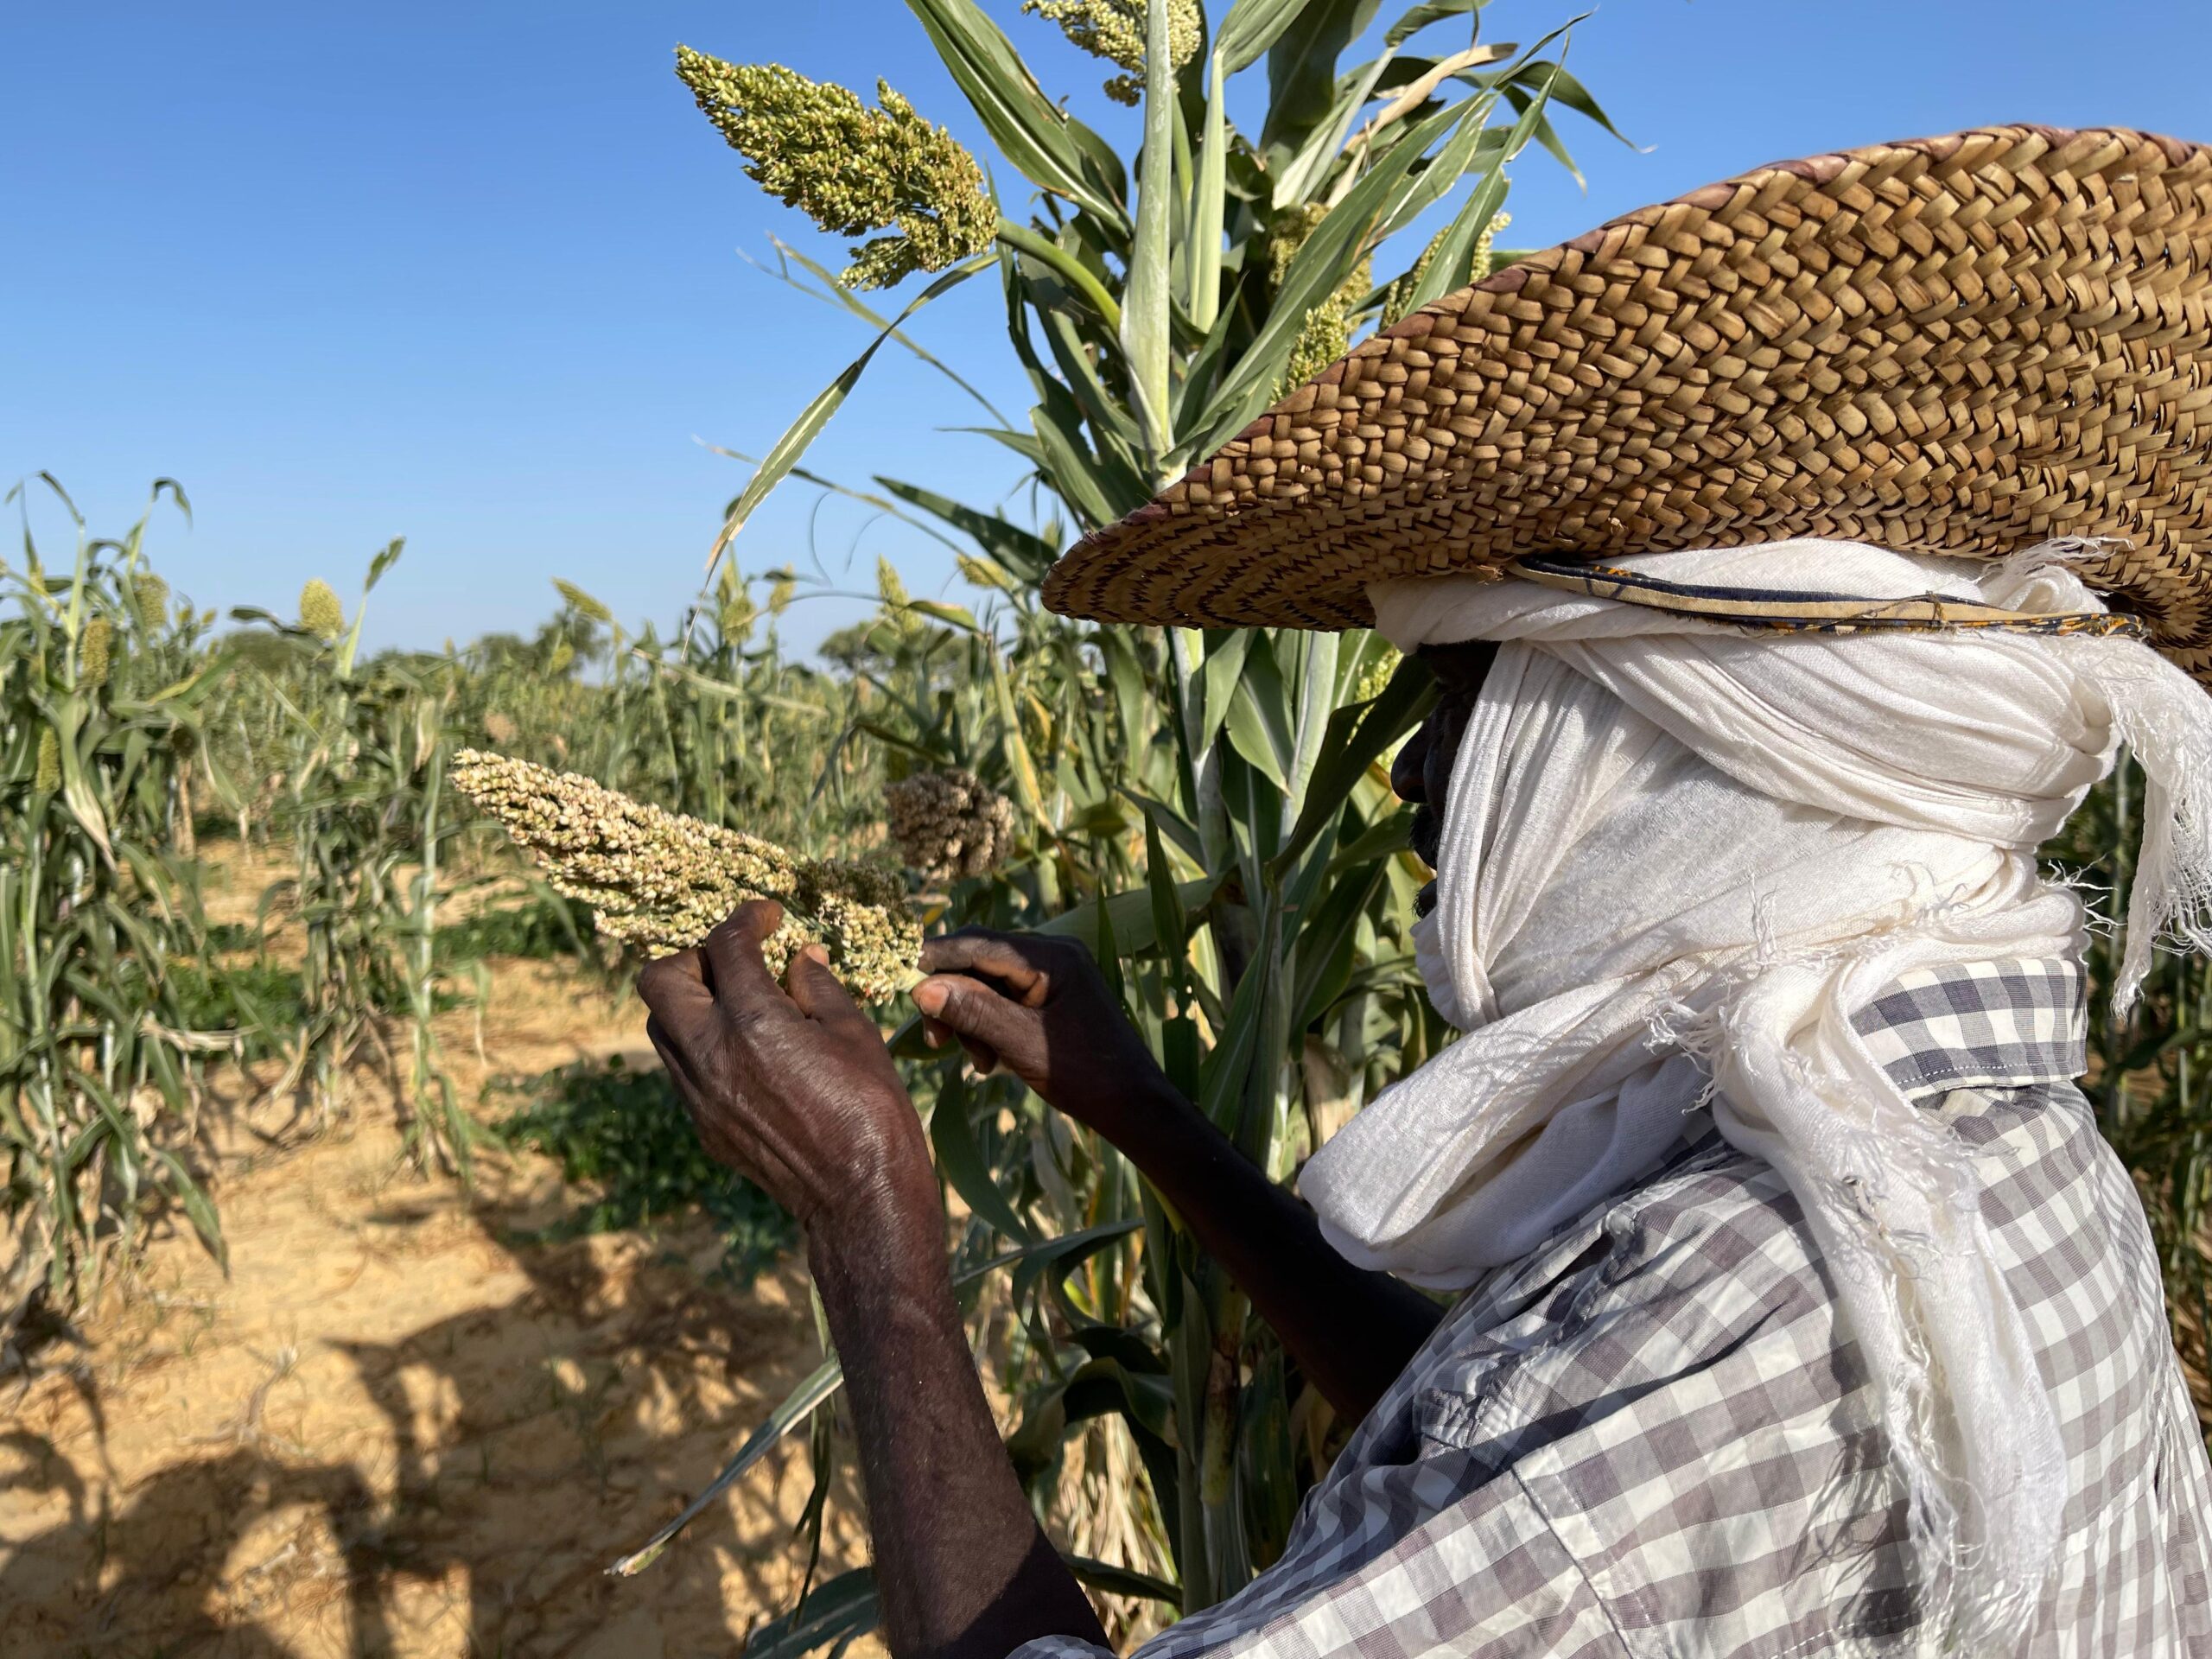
1041,125 -> 2212,682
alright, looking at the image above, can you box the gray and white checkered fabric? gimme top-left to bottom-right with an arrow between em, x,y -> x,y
1014,957 -> 2212,1658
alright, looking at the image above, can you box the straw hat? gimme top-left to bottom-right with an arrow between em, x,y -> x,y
1041,125 -> 2212,680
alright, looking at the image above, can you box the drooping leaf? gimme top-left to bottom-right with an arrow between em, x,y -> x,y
706,257 -> 990,579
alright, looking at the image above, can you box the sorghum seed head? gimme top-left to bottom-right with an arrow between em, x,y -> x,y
674,48 -> 994,289
449,749 -> 921,1001
79,616 -> 113,688
130,572 -> 170,624
1380,210 -> 1510,327
885,767 -> 1017,883
300,580 -> 345,643
33,728 -> 60,793
1351,643 -> 1402,705
1023,0 -> 1200,105
1268,202 -> 1374,394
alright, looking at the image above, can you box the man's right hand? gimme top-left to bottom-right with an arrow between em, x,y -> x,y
911,929 -> 1177,1140
917,927 -> 1444,1424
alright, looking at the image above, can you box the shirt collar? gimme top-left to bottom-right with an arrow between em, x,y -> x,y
1851,957 -> 2088,1101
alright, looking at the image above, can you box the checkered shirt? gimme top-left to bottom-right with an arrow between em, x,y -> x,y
1017,957 -> 2212,1658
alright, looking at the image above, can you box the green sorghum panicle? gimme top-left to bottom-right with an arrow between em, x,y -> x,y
79,616 -> 113,688
130,572 -> 169,625
1269,202 -> 1374,393
33,728 -> 60,793
885,767 -> 1017,883
449,749 -> 921,1002
300,579 -> 346,643
1380,210 -> 1511,327
674,48 -> 994,290
1024,0 -> 1200,105
1352,643 -> 1403,705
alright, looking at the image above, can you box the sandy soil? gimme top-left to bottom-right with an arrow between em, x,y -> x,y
0,940 -> 880,1657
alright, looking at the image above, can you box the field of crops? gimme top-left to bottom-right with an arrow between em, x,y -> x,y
6,2 -> 2210,1654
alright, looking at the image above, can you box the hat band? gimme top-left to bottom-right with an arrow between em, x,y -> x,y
1506,557 -> 2148,641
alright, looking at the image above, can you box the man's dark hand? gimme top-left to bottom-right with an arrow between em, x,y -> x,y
639,901 -> 1109,1659
916,923 -> 1444,1426
637,898 -> 933,1231
912,929 -> 1174,1139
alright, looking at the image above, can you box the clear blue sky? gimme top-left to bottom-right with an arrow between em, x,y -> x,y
7,1 -> 2207,658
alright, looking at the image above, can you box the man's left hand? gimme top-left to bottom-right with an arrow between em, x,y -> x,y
639,899 -> 1111,1656
637,898 -> 933,1233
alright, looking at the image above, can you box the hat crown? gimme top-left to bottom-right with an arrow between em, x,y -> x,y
1044,125 -> 2212,683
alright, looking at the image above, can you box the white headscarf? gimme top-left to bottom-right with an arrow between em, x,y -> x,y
1299,537 -> 2212,1649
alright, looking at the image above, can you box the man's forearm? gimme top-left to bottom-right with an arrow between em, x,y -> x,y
1107,1078 -> 1441,1426
809,1188 -> 1107,1659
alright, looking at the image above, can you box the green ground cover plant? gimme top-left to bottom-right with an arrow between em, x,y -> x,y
493,1055 -> 800,1286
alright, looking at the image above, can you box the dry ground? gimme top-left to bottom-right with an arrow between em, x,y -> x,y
0,899 -> 880,1656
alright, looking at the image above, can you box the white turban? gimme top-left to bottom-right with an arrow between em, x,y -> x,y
1300,538 -> 2212,1650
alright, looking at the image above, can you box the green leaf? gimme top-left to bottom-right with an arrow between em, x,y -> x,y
1197,914 -> 1274,1133
903,0 -> 1128,231
1398,163 -> 1510,315
1387,0 -> 1484,48
1061,1355 -> 1179,1445
1009,1217 -> 1147,1308
1223,634 -> 1294,794
1028,399 -> 1133,532
1122,788 -> 1205,868
874,480 -> 1061,583
1146,812 -> 1190,976
1184,52 -> 1230,332
1371,82 -> 1510,243
1041,876 -> 1219,961
609,1356 -> 845,1576
1292,860 -> 1389,1028
152,1147 -> 227,1272
759,235 -> 1012,423
906,599 -> 982,632
1183,95 -> 1471,461
988,647 -> 1046,820
1330,804 -> 1414,872
1262,0 -> 1385,155
1199,629 -> 1254,749
1497,56 -> 1630,149
1273,655 -> 1436,875
706,257 -> 989,579
364,537 -> 405,593
930,1071 -> 1033,1243
1217,0 -> 1331,73
741,1566 -> 879,1659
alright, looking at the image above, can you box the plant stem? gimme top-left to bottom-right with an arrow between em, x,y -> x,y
1120,0 -> 1178,469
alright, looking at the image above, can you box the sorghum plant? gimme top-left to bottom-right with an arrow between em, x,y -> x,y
667,0 -> 1625,1627
0,480 -> 226,1337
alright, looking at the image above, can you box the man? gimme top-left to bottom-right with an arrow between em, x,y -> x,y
639,128 -> 2212,1656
